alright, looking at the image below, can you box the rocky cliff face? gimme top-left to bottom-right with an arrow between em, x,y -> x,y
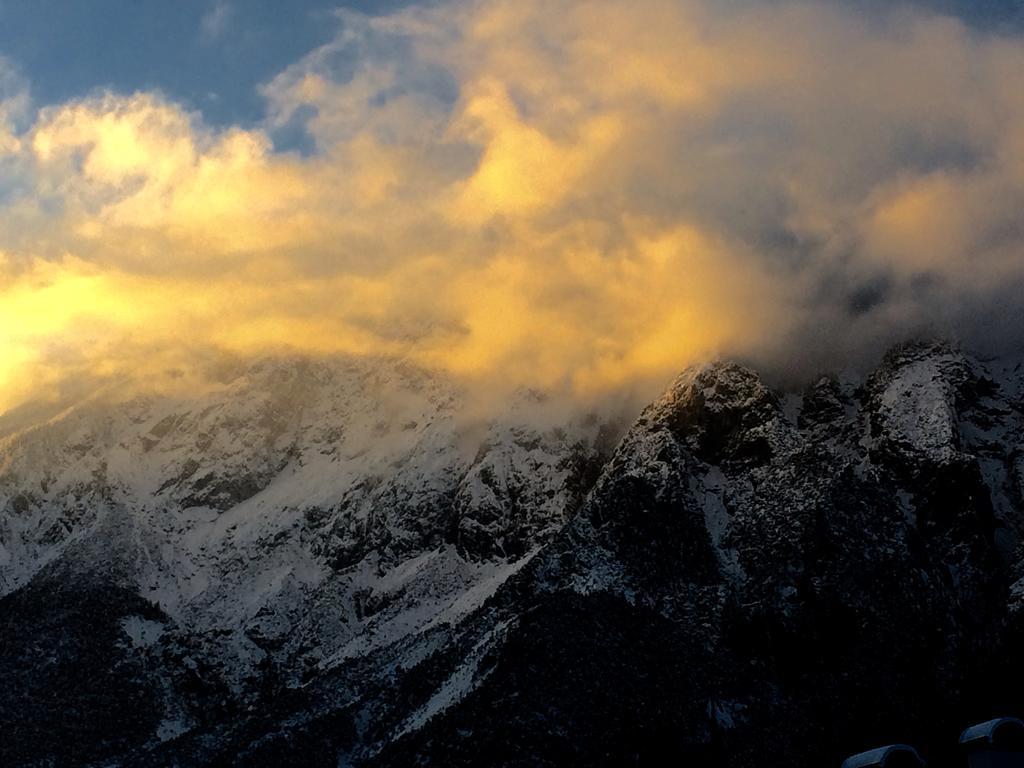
2,342 -> 1023,767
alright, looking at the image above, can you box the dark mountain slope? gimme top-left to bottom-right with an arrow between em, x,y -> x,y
3,343 -> 1024,766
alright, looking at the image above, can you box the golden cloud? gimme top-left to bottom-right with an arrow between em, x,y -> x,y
3,0 -> 1024,414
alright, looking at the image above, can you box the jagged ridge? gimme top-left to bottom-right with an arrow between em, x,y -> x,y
3,342 -> 1024,767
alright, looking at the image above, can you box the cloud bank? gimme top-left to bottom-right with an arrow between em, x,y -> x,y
3,0 -> 1024,413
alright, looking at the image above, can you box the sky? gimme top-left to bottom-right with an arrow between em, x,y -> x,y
0,1 -> 413,130
2,0 -> 1024,413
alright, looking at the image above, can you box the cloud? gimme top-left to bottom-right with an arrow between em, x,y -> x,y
0,58 -> 29,158
3,0 -> 1024,414
200,2 -> 233,43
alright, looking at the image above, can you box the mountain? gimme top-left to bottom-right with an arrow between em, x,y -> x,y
2,342 -> 1023,766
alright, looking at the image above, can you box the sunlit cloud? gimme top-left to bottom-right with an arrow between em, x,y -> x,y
3,0 -> 1024,414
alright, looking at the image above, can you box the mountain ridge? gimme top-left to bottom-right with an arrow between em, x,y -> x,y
3,341 -> 1024,766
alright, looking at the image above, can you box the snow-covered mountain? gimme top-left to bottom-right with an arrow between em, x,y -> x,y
3,342 -> 1024,766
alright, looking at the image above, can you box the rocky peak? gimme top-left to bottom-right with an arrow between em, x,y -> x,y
652,361 -> 791,466
798,375 -> 848,431
865,341 -> 978,470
